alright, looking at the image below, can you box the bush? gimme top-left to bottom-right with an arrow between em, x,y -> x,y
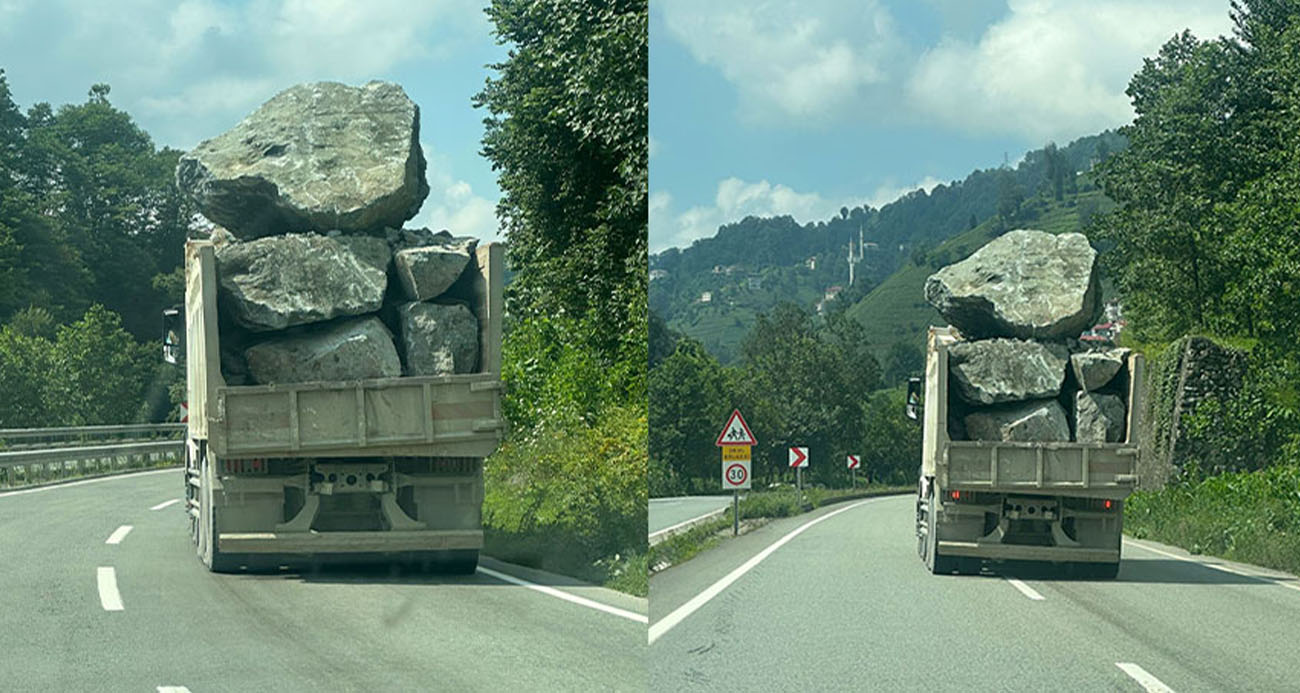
1127,463 -> 1300,574
483,402 -> 647,591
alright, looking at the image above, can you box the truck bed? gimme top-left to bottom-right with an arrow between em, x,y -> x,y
185,239 -> 505,459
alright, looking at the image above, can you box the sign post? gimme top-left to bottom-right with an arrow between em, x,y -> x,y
788,446 -> 808,499
847,454 -> 860,488
717,410 -> 756,536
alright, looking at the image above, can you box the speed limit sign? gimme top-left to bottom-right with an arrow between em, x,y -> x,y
722,459 -> 751,490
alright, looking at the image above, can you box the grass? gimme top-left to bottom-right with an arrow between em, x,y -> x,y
649,485 -> 913,572
1125,464 -> 1300,575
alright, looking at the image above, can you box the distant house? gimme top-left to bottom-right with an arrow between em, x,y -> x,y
649,269 -> 668,281
699,291 -> 712,303
712,265 -> 724,274
805,257 -> 817,271
862,242 -> 879,251
824,285 -> 843,302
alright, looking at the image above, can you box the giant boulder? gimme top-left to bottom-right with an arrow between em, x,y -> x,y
244,317 -> 401,384
393,231 -> 478,301
216,233 -> 390,331
398,302 -> 479,375
1076,392 -> 1126,443
924,230 -> 1101,339
965,400 -> 1070,442
176,81 -> 428,238
948,338 -> 1068,405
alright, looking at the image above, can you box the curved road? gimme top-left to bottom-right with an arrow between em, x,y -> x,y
650,494 -> 1300,691
649,496 -> 735,536
0,469 -> 646,692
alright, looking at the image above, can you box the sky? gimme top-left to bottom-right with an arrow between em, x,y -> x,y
0,0 -> 508,241
649,0 -> 1237,253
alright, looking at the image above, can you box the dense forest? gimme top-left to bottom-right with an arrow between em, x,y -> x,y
650,131 -> 1125,361
0,73 -> 194,427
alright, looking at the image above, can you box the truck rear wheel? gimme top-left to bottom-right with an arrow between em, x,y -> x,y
922,488 -> 959,575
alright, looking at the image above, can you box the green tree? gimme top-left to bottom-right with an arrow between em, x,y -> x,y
47,305 -> 153,426
648,338 -> 733,493
476,0 -> 647,381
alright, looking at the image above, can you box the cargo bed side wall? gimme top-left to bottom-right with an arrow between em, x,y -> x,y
185,241 -> 223,441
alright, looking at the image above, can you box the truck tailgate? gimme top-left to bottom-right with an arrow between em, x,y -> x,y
944,441 -> 1138,496
211,374 -> 504,458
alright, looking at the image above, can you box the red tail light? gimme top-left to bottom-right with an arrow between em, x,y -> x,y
1104,499 -> 1113,509
950,490 -> 961,501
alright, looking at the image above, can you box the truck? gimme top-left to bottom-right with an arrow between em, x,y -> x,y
910,326 -> 1144,578
163,238 -> 504,573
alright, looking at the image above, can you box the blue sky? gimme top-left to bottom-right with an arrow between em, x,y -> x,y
0,0 -> 507,241
650,0 -> 1236,253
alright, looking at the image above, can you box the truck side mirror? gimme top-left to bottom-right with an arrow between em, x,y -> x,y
162,307 -> 184,365
906,376 -> 922,421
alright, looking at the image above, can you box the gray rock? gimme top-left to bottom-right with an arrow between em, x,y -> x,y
925,230 -> 1101,339
948,338 -> 1069,405
393,231 -> 479,301
177,81 -> 428,237
398,302 -> 479,375
216,233 -> 390,331
1071,348 -> 1129,391
1076,392 -> 1126,443
965,400 -> 1070,442
244,317 -> 401,384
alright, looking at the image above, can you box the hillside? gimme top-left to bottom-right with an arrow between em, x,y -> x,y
846,180 -> 1118,375
651,131 -> 1126,363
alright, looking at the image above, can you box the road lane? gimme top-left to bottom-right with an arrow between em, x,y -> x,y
0,470 -> 646,692
649,496 -> 735,535
651,494 -> 1300,691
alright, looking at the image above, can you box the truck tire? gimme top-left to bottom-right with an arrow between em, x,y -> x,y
922,488 -> 959,575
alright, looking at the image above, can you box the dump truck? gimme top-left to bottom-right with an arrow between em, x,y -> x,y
164,238 -> 504,573
910,326 -> 1144,578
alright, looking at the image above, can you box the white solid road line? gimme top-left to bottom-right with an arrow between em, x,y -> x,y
649,507 -> 728,541
649,497 -> 885,644
1116,662 -> 1176,692
105,525 -> 133,545
157,687 -> 192,693
0,468 -> 175,499
150,498 -> 181,511
97,567 -> 124,611
1005,577 -> 1045,600
476,565 -> 648,624
1124,538 -> 1300,594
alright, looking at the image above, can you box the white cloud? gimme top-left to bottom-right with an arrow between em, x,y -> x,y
414,142 -> 501,242
907,0 -> 1233,140
658,0 -> 905,124
867,175 -> 944,210
651,177 -> 855,253
0,0 -> 487,149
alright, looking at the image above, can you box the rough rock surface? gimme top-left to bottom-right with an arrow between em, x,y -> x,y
1071,348 -> 1129,392
393,231 -> 478,301
244,317 -> 401,384
398,302 -> 479,375
965,400 -> 1070,442
949,338 -> 1069,405
177,81 -> 428,237
925,229 -> 1101,339
1076,392 -> 1126,443
216,233 -> 390,331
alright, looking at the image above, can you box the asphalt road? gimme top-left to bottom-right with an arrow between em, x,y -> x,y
649,496 -> 735,535
0,469 -> 647,692
650,494 -> 1300,692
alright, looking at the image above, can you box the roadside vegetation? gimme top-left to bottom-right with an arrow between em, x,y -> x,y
473,0 -> 648,595
1091,0 -> 1300,569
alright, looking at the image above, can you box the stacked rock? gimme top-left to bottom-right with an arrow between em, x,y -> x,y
175,81 -> 481,385
924,229 -> 1129,443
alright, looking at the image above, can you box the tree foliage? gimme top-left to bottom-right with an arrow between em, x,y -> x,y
476,0 -> 647,373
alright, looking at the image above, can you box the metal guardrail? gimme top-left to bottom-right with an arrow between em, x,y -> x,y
0,423 -> 185,451
0,440 -> 184,489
